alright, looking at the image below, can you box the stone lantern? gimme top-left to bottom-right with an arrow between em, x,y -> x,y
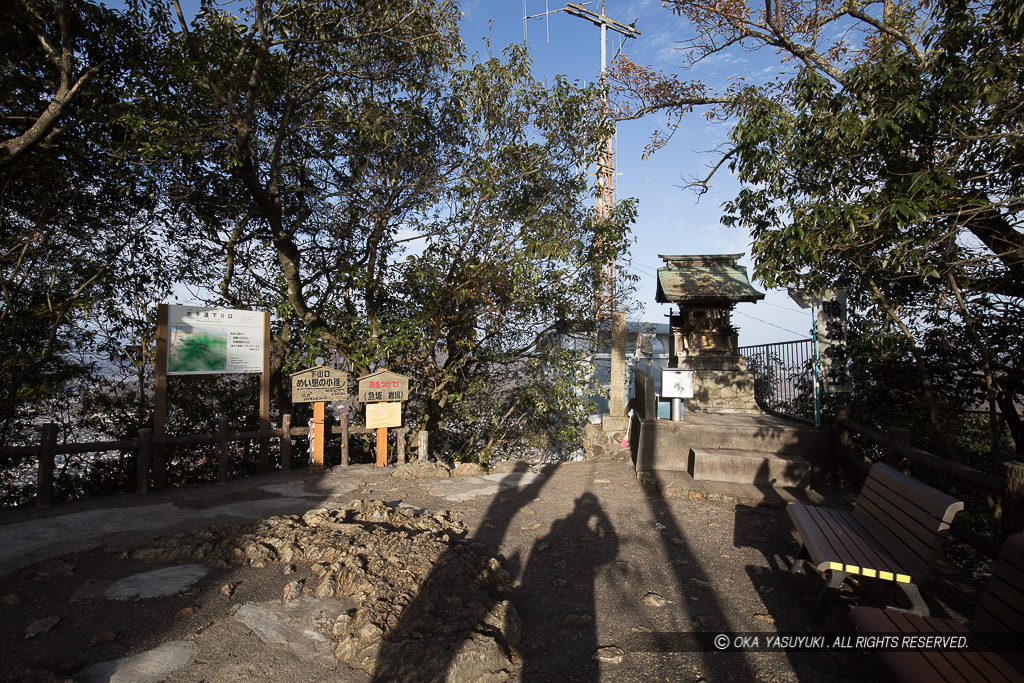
656,254 -> 765,412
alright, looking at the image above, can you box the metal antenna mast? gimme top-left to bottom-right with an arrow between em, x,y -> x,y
523,2 -> 639,317
563,3 -> 639,318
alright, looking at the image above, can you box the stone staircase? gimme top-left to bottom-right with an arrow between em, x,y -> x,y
634,413 -> 834,506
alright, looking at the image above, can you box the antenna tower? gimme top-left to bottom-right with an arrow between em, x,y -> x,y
524,2 -> 640,319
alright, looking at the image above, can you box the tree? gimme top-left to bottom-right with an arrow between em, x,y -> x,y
136,1 -> 634,460
612,0 -> 1024,461
394,47 -> 636,459
130,0 -> 464,411
1,0 -> 172,439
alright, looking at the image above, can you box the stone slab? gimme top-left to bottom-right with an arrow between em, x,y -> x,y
689,448 -> 810,488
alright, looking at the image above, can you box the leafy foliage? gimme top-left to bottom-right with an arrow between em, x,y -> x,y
612,0 -> 1023,464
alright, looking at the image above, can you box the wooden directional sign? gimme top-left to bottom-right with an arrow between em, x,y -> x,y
358,370 -> 410,403
290,366 -> 349,403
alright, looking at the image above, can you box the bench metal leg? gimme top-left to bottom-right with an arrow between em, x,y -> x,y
790,545 -> 809,574
811,570 -> 848,622
897,583 -> 929,617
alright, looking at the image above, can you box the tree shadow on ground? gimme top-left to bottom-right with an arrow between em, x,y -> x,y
517,491 -> 618,681
635,483 -> 759,682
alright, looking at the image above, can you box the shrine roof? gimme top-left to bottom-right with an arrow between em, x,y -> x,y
656,254 -> 765,304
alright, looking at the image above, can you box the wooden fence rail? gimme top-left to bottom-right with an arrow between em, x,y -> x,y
834,404 -> 1023,559
0,415 -> 424,508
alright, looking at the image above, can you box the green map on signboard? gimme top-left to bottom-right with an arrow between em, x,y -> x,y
168,326 -> 228,373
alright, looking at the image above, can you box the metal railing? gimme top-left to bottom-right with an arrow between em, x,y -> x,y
738,339 -> 815,422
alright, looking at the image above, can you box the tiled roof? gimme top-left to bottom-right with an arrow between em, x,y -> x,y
656,254 -> 765,304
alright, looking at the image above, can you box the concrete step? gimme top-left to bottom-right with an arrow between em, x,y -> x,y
635,416 -> 835,482
669,422 -> 828,457
688,448 -> 809,488
639,469 -> 827,509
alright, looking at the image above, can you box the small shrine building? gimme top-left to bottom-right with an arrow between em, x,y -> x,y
656,254 -> 765,412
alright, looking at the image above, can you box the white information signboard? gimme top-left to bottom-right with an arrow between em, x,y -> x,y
661,368 -> 695,399
366,402 -> 402,429
167,305 -> 265,375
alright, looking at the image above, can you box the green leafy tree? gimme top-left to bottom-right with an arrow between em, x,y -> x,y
138,0 -> 635,461
612,0 -> 1023,462
1,0 -> 172,440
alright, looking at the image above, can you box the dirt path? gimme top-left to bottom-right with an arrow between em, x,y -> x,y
0,455 -> 908,682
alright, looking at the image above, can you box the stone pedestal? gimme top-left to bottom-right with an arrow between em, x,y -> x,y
677,355 -> 760,413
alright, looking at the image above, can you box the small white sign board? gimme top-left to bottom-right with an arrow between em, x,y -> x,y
661,369 -> 695,399
366,402 -> 402,429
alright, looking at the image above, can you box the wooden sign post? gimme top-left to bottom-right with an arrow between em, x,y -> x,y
357,370 -> 410,468
290,364 -> 348,471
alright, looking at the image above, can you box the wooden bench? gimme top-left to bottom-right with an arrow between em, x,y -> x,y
787,462 -> 964,620
850,532 -> 1024,683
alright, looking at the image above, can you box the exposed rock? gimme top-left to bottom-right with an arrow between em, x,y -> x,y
391,462 -> 450,480
89,631 -> 117,647
220,581 -> 241,597
562,613 -> 593,627
124,499 -> 519,680
24,616 -> 61,638
595,645 -> 625,664
451,462 -> 487,477
642,592 -> 671,608
686,578 -> 715,591
104,565 -> 210,600
33,558 -> 76,579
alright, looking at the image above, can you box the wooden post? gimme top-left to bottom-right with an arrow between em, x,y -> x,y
1002,461 -> 1024,539
340,406 -> 349,466
376,426 -> 387,467
312,401 -> 325,470
258,312 -> 271,473
610,311 -> 627,417
397,429 -> 406,464
886,428 -> 912,473
153,303 -> 169,490
281,414 -> 292,470
137,428 -> 152,494
418,430 -> 429,463
37,422 -> 57,508
218,417 -> 229,483
835,404 -> 853,485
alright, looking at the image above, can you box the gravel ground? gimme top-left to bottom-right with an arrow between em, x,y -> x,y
1,453 -> 976,682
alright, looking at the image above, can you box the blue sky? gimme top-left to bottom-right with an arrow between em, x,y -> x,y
460,1 -> 813,344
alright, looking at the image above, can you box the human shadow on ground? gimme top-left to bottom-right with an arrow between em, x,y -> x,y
517,492 -> 618,682
370,464 -> 556,681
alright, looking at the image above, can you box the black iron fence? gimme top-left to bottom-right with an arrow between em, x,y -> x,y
738,339 -> 816,422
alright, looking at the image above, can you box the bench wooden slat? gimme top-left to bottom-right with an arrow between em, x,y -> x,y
856,491 -> 956,578
887,610 -> 1020,683
855,469 -> 963,577
791,504 -> 909,580
851,533 -> 1024,683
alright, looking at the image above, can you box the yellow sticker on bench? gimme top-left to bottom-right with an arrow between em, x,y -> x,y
896,574 -> 911,584
828,562 -> 843,571
861,568 -> 877,578
845,565 -> 860,574
879,571 -> 894,581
